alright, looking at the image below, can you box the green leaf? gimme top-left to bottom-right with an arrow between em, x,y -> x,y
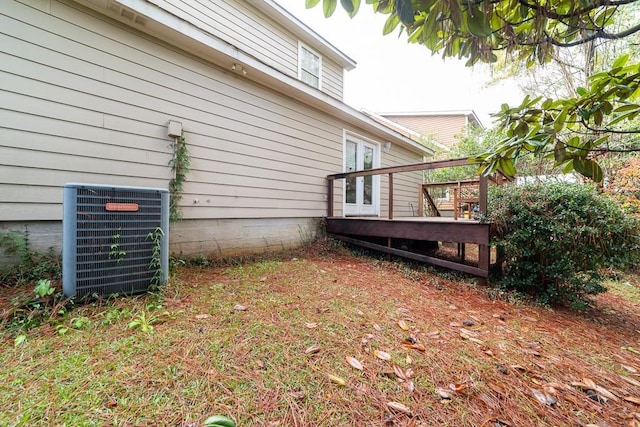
553,141 -> 566,163
466,8 -> 492,37
612,54 -> 629,69
340,0 -> 354,13
572,158 -> 603,182
323,0 -> 337,17
554,109 -> 567,132
576,87 -> 587,96
14,334 -> 27,347
383,13 -> 401,35
306,0 -> 321,8
498,158 -> 516,177
394,0 -> 415,24
447,0 -> 463,29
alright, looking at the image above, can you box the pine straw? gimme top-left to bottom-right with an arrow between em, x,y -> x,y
1,241 -> 640,426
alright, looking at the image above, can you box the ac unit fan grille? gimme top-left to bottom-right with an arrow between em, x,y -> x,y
63,184 -> 169,298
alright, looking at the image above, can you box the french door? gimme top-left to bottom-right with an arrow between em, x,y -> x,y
344,136 -> 379,216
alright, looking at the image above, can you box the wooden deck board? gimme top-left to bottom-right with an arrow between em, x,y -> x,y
325,216 -> 493,279
326,217 -> 490,245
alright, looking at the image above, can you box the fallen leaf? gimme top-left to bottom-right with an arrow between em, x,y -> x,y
373,323 -> 382,331
405,368 -> 414,379
397,307 -> 410,313
623,346 -> 640,355
594,385 -> 619,402
530,388 -> 556,406
622,365 -> 638,374
620,375 -> 640,387
305,345 -> 320,354
583,378 -> 597,389
459,327 -> 476,336
624,396 -> 640,405
406,355 -> 413,364
386,401 -> 412,416
398,320 -> 409,331
259,276 -> 267,282
426,330 -> 440,336
374,350 -> 391,361
510,364 -> 527,372
346,356 -> 364,371
255,359 -> 265,369
402,342 -> 426,352
468,337 -> 484,345
233,304 -> 247,311
405,380 -> 415,392
195,314 -> 211,319
393,365 -> 406,380
305,322 -> 318,329
328,374 -> 346,386
436,387 -> 453,399
449,383 -> 469,393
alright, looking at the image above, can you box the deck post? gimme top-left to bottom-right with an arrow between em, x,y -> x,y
327,179 -> 334,218
388,173 -> 394,219
418,184 -> 424,217
479,174 -> 488,215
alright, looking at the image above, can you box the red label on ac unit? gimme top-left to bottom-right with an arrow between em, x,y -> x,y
105,203 -> 139,212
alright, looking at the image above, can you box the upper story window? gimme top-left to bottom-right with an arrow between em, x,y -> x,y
298,42 -> 322,89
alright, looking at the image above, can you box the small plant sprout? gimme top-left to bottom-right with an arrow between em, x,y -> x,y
146,227 -> 165,287
109,231 -> 126,262
34,279 -> 55,299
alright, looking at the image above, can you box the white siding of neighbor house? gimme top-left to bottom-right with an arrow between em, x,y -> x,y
137,0 -> 345,99
0,0 -> 422,257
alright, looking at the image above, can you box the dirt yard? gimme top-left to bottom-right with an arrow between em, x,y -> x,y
1,241 -> 640,426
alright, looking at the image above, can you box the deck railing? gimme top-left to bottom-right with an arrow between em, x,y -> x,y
326,157 -> 488,219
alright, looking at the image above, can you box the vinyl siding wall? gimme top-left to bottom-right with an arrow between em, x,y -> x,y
0,0 -> 422,256
384,115 -> 468,148
140,0 -> 345,99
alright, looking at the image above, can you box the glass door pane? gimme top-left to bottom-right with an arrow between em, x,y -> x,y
363,146 -> 373,205
345,141 -> 357,204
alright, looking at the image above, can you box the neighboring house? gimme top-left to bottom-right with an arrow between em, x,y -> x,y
1,0 -> 432,260
380,111 -> 483,149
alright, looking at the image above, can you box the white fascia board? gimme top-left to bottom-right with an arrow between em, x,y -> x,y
252,0 -> 356,71
78,0 -> 429,156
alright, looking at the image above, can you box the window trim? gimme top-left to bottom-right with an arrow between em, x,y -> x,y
298,41 -> 322,90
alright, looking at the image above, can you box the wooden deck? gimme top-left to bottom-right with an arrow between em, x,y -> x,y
326,216 -> 491,278
326,158 -> 505,282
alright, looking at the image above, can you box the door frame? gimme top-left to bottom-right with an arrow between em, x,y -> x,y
342,131 -> 381,216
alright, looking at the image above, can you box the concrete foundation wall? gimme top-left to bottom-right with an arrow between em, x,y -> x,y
0,217 -> 321,269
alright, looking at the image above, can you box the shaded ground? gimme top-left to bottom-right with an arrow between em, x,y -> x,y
1,241 -> 640,426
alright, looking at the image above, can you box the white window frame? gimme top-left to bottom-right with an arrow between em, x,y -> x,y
298,42 -> 322,90
343,131 -> 381,216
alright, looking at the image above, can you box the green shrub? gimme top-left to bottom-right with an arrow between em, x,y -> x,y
488,182 -> 640,307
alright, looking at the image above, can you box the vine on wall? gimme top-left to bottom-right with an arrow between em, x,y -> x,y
169,133 -> 190,221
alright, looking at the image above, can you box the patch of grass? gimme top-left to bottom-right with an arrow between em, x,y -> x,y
2,243 -> 640,426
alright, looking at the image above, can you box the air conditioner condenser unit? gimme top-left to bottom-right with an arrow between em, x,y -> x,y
63,183 -> 169,298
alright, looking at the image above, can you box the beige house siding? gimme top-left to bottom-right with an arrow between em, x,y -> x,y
383,115 -> 469,148
97,0 -> 346,100
0,0 -> 424,257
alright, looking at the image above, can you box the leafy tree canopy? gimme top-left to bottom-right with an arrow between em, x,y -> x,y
306,0 -> 640,181
306,0 -> 640,66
